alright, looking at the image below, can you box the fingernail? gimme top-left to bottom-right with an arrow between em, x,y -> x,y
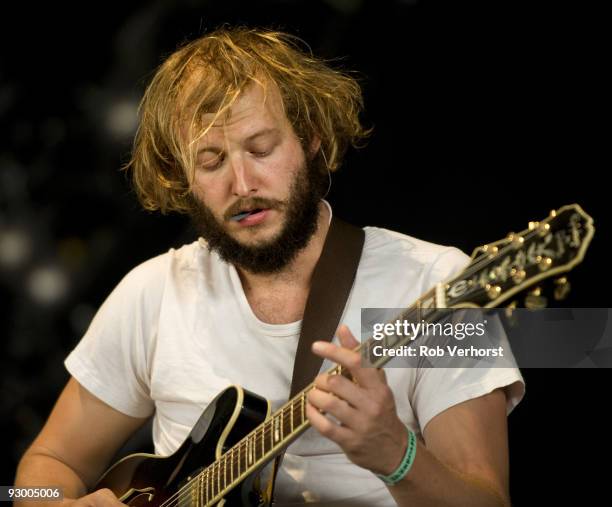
312,341 -> 326,353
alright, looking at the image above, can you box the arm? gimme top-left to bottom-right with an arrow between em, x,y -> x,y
307,325 -> 511,507
15,377 -> 150,507
384,388 -> 510,506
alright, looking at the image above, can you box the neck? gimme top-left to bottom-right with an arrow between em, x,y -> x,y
236,201 -> 331,290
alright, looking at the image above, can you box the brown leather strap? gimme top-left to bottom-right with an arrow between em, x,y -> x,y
270,215 -> 365,504
289,216 -> 365,397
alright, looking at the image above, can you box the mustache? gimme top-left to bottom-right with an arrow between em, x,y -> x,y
223,197 -> 284,221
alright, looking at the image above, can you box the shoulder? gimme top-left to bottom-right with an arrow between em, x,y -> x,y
362,226 -> 470,286
111,240 -> 206,303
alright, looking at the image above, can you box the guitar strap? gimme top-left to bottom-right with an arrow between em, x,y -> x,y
269,215 -> 365,503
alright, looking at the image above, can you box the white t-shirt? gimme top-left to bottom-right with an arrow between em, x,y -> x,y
65,222 -> 524,506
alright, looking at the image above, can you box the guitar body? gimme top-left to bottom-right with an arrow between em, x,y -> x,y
95,386 -> 273,506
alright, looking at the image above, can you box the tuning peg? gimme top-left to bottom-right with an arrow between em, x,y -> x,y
482,244 -> 499,258
536,256 -> 553,272
510,267 -> 526,284
554,277 -> 571,301
485,284 -> 502,300
505,301 -> 517,317
507,232 -> 525,249
538,223 -> 551,237
505,301 -> 519,326
525,287 -> 547,310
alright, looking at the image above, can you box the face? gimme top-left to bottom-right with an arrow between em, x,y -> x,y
187,83 -> 326,273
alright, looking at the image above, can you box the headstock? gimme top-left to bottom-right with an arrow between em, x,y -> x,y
445,204 -> 594,309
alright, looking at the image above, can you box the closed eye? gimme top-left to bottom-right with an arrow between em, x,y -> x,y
248,141 -> 277,159
199,153 -> 225,171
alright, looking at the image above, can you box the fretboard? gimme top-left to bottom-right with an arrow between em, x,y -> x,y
185,283 -> 446,505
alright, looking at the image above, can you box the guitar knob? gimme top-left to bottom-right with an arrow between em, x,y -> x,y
525,287 -> 547,309
554,277 -> 571,301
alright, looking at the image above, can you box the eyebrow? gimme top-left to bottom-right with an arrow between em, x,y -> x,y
196,128 -> 280,154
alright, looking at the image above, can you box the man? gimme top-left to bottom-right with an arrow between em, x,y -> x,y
15,27 -> 524,506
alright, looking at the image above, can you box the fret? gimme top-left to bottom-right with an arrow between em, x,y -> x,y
273,415 -> 279,443
222,454 -> 227,493
206,467 -> 212,505
260,421 -> 268,456
290,399 -> 294,432
216,460 -> 221,499
264,420 -> 270,453
261,423 -> 266,457
282,405 -> 291,437
202,470 -> 208,506
299,393 -> 305,424
414,297 -> 422,322
253,425 -> 259,462
248,434 -> 253,466
280,408 -> 284,440
238,441 -> 245,474
291,399 -> 298,429
232,447 -> 239,484
242,437 -> 248,472
267,420 -> 272,451
209,461 -> 215,501
207,463 -> 213,502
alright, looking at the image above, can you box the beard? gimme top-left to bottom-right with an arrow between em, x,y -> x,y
188,159 -> 327,274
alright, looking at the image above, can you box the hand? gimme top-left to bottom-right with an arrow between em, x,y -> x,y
306,325 -> 409,476
60,489 -> 127,507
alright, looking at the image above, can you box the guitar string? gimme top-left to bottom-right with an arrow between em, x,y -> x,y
158,219 -> 572,506
158,235 -> 542,507
157,381 -> 323,507
157,375 -> 342,507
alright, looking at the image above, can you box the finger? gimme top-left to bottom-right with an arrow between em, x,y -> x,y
306,401 -> 353,446
307,386 -> 362,428
336,324 -> 360,350
338,325 -> 388,385
312,340 -> 382,389
91,488 -> 125,506
313,372 -> 368,409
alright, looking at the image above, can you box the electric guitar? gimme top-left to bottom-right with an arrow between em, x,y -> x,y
95,204 -> 594,506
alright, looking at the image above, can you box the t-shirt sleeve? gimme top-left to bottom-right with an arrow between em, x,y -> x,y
64,256 -> 167,418
411,246 -> 526,433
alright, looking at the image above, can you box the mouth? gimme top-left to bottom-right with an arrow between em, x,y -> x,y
230,207 -> 270,225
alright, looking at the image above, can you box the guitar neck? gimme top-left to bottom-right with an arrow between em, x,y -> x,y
195,285 -> 444,503
181,204 -> 596,504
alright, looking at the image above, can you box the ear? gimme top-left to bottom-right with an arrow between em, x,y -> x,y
308,135 -> 322,158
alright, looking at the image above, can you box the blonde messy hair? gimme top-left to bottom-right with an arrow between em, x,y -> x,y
125,26 -> 371,214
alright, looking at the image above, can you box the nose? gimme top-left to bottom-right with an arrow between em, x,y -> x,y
229,155 -> 258,197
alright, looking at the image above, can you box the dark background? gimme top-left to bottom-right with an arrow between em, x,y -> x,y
1,0 -> 608,504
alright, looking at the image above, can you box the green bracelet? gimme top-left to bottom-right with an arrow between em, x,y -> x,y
376,426 -> 417,486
